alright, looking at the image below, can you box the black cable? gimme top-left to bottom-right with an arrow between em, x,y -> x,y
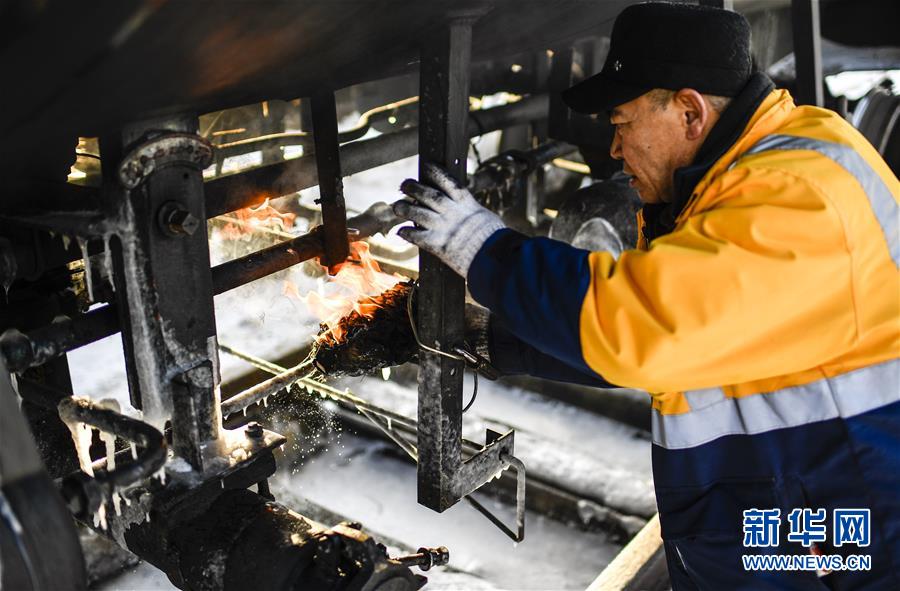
462,371 -> 478,413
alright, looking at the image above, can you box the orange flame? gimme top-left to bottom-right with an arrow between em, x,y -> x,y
220,198 -> 296,240
293,241 -> 404,344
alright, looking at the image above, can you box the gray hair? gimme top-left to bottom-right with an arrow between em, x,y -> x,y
647,88 -> 731,113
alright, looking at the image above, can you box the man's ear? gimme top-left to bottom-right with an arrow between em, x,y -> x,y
674,89 -> 709,141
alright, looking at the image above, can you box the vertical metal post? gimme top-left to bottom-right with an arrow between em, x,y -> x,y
791,0 -> 824,107
416,14 -> 477,512
101,114 -> 221,470
310,91 -> 349,271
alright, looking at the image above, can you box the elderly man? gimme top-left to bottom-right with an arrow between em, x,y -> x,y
393,2 -> 900,589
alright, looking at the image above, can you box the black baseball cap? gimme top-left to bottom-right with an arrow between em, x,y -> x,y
562,2 -> 753,114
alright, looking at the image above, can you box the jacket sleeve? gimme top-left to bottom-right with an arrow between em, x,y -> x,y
467,168 -> 857,393
488,316 -> 618,387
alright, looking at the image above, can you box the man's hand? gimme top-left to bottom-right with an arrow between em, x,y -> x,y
393,163 -> 506,277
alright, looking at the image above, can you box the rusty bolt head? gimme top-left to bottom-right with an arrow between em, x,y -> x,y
246,422 -> 264,439
158,202 -> 199,236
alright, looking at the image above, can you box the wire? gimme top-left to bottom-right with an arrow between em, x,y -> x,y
406,282 -> 479,412
462,371 -> 478,413
406,281 -> 465,362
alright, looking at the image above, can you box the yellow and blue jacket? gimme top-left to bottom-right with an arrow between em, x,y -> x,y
468,88 -> 900,589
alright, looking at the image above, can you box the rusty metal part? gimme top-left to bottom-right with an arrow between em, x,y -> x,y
157,202 -> 200,236
117,132 -> 214,190
393,546 -> 450,571
310,91 -> 349,271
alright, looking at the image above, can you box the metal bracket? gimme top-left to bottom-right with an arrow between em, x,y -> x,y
464,452 -> 526,543
118,132 -> 214,189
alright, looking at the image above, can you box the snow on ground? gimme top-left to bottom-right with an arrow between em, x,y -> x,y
70,149 -> 654,590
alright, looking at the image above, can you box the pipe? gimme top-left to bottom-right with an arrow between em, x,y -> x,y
57,396 -> 166,487
0,305 -> 120,373
211,229 -> 325,295
51,395 -> 166,518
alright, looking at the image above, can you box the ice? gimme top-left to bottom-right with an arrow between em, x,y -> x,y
100,430 -> 117,472
381,367 -> 391,381
130,442 -> 138,460
102,234 -> 115,292
65,420 -> 95,477
111,492 -> 122,517
94,501 -> 108,531
77,236 -> 95,302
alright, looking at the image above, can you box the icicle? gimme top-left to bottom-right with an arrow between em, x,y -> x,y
102,234 -> 115,292
122,494 -> 132,507
156,468 -> 166,486
130,442 -> 138,460
100,430 -> 117,472
220,479 -> 225,489
65,421 -> 95,476
93,501 -> 108,530
111,492 -> 122,516
242,407 -> 247,417
145,512 -> 151,523
381,367 -> 391,381
77,237 -> 95,302
263,396 -> 268,408
386,417 -> 392,431
61,234 -> 72,252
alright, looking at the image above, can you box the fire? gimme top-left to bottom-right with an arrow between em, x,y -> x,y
295,241 -> 405,344
220,198 -> 296,240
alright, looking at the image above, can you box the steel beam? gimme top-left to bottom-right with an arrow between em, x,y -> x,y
791,0 -> 824,107
415,15 -> 475,512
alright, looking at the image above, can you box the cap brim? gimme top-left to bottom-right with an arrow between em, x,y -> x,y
561,72 -> 651,114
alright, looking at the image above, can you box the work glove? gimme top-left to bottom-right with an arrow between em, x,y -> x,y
393,163 -> 506,278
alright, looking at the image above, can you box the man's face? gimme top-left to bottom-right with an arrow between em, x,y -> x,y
608,92 -> 699,204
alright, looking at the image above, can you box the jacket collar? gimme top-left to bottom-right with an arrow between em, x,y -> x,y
640,72 -> 775,242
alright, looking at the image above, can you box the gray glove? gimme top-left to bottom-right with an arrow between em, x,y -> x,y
393,163 -> 506,277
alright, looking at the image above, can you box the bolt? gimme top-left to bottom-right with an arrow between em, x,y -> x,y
158,202 -> 199,236
246,422 -> 264,439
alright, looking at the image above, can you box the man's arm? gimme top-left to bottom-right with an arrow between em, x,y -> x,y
467,169 -> 856,393
466,304 -> 617,387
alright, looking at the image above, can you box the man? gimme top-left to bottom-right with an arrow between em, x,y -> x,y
393,2 -> 900,589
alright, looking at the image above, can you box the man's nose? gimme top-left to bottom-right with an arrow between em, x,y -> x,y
610,131 -> 623,160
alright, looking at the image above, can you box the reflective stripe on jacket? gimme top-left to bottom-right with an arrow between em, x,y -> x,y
468,89 -> 900,588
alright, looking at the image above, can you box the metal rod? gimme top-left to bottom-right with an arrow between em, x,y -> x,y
219,358 -> 315,417
210,229 -> 325,295
204,95 -> 548,218
310,90 -> 349,270
791,0 -> 824,107
218,343 -> 418,431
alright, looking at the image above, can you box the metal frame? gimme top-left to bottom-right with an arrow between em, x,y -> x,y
100,115 -> 221,470
415,11 -> 518,514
